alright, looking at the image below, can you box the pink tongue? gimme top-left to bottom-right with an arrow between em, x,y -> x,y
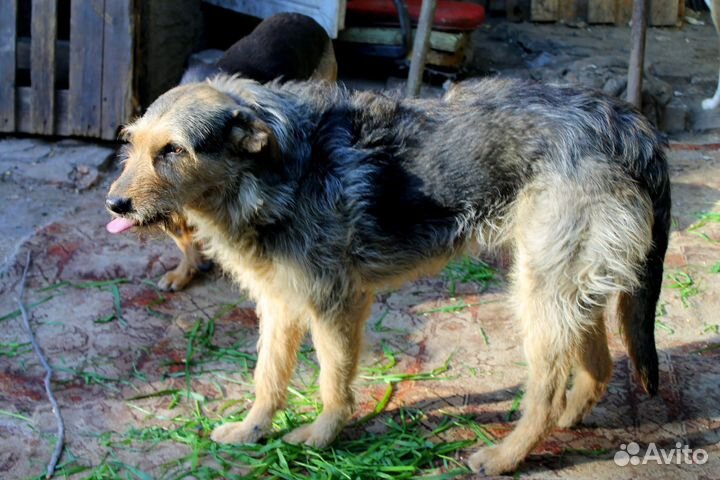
106,217 -> 136,234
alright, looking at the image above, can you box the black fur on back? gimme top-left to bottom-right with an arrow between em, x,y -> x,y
216,13 -> 329,82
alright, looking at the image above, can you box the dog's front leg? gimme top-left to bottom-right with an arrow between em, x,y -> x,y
283,292 -> 373,447
159,218 -> 204,291
212,298 -> 305,444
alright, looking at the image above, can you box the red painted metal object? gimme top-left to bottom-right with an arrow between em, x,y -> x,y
346,0 -> 485,32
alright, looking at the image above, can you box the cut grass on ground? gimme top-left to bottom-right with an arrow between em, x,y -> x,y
688,210 -> 720,243
33,316 -> 485,479
443,257 -> 496,296
666,271 -> 699,308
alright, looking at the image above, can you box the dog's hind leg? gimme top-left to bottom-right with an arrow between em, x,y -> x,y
469,174 -> 651,475
212,298 -> 306,444
159,218 -> 204,291
283,292 -> 373,447
557,316 -> 613,428
468,255 -> 576,475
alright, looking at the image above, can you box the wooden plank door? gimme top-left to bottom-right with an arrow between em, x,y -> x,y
650,0 -> 679,26
68,0 -> 104,136
0,0 -> 17,132
531,0 -> 559,21
588,0 -> 617,23
101,0 -> 134,140
30,0 -> 57,135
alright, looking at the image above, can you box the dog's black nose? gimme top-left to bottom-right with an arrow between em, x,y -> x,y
106,196 -> 133,214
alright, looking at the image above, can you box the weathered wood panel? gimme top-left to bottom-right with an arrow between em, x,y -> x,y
16,87 -> 70,136
588,0 -> 616,24
650,0 -> 679,26
558,0 -> 578,22
30,0 -> 57,135
0,0 -> 17,132
68,0 -> 104,136
532,0 -> 679,24
531,0 -> 558,21
616,0 -> 634,25
101,0 -> 134,140
16,38 -> 69,71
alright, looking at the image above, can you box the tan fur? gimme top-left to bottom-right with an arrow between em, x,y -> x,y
151,45 -> 338,292
158,219 -> 202,291
469,172 -> 652,475
107,77 -> 665,475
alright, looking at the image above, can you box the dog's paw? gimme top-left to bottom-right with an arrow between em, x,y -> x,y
282,414 -> 344,448
211,420 -> 268,445
468,446 -> 519,476
556,413 -> 579,429
158,267 -> 194,291
557,404 -> 587,429
702,97 -> 719,110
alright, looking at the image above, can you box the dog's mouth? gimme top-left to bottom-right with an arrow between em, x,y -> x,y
106,213 -> 169,234
106,217 -> 136,234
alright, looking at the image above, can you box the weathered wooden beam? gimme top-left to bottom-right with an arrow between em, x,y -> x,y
627,0 -> 648,108
69,0 -> 104,137
17,87 -> 70,137
649,0 -> 679,26
588,0 -> 617,23
531,0 -> 558,21
101,0 -> 134,140
30,0 -> 57,135
0,0 -> 17,132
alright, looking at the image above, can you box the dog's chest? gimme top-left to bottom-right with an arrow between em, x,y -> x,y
187,213 -> 310,303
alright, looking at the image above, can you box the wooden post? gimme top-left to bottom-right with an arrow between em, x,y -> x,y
101,0 -> 134,139
627,0 -> 648,108
406,0 -> 437,98
0,0 -> 17,132
69,0 -> 104,137
30,0 -> 57,135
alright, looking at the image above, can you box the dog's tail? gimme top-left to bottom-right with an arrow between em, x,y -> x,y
617,145 -> 671,396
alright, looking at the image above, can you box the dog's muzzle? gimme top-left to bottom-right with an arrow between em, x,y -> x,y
106,196 -> 133,215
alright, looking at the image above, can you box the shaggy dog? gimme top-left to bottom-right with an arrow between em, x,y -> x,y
105,75 -> 670,474
106,12 -> 337,292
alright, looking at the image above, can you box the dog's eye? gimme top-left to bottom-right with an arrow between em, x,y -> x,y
159,144 -> 185,159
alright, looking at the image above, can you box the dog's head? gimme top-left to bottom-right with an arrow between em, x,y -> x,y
105,81 -> 279,234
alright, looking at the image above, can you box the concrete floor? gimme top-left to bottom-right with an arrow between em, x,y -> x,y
1,18 -> 720,480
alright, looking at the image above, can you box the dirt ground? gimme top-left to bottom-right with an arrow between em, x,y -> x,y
1,17 -> 720,480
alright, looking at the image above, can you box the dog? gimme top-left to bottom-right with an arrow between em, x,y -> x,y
105,75 -> 670,475
106,12 -> 337,291
704,0 -> 720,109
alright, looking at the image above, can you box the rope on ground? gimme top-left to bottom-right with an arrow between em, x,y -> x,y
15,251 -> 65,479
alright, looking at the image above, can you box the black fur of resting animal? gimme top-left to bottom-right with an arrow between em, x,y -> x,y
181,12 -> 335,84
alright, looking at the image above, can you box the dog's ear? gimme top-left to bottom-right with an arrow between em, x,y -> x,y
229,108 -> 271,154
